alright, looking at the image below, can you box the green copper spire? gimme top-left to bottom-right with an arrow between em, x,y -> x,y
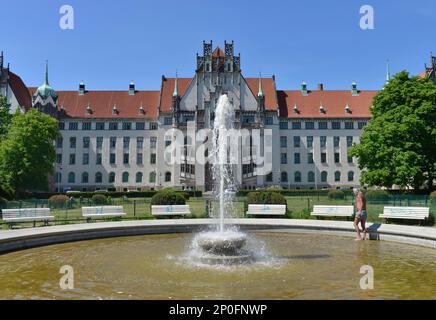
386,60 -> 391,82
173,71 -> 179,97
45,60 -> 49,85
258,73 -> 264,97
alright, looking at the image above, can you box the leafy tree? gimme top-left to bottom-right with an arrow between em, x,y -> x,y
350,71 -> 436,190
0,95 -> 12,137
0,109 -> 59,196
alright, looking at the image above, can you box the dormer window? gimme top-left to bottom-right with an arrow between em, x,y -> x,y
293,104 -> 299,114
320,104 -> 325,114
345,104 -> 351,113
139,104 -> 145,114
86,103 -> 93,114
112,105 -> 118,115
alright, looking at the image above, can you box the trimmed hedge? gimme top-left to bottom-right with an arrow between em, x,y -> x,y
246,191 -> 287,208
24,190 -> 201,200
237,189 -> 354,197
91,194 -> 108,205
151,189 -> 186,206
327,190 -> 345,199
48,195 -> 69,209
364,189 -> 390,200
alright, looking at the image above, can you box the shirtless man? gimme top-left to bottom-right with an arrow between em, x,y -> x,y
353,188 -> 367,241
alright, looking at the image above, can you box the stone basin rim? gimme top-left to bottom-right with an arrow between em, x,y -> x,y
1,218 -> 436,254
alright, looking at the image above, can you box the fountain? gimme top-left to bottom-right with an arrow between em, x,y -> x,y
191,94 -> 252,265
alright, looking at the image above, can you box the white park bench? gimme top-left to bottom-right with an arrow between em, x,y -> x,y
82,206 -> 126,222
246,204 -> 286,217
1,208 -> 54,228
151,205 -> 191,218
379,206 -> 430,223
311,205 -> 354,219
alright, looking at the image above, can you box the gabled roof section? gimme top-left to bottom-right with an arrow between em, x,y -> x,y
245,77 -> 278,110
8,71 -> 32,110
212,47 -> 225,57
159,77 -> 192,113
277,90 -> 377,118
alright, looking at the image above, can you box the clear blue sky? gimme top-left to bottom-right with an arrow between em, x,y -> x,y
1,0 -> 435,91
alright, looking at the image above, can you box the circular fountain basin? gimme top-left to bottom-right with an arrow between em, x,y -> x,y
1,231 -> 436,299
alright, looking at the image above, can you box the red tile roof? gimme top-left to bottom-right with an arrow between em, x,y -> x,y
244,77 -> 278,110
29,88 -> 160,119
8,71 -> 32,110
159,77 -> 192,113
277,90 -> 376,118
212,47 -> 225,57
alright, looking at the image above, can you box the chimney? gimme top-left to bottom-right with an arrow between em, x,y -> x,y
317,83 -> 324,91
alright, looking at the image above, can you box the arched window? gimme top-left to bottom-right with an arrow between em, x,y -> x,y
109,172 -> 115,183
266,172 -> 273,182
55,172 -> 62,183
321,171 -> 328,182
165,171 -> 171,182
136,172 -> 143,183
348,171 -> 354,182
308,171 -> 315,183
335,171 -> 341,182
281,171 -> 288,182
122,172 -> 129,183
149,171 -> 156,183
294,171 -> 301,183
68,172 -> 75,183
95,172 -> 102,183
81,172 -> 89,184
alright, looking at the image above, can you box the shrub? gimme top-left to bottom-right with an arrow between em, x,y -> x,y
327,190 -> 345,199
151,189 -> 186,205
246,191 -> 287,205
92,194 -> 108,205
48,195 -> 69,209
364,189 -> 390,200
430,190 -> 436,200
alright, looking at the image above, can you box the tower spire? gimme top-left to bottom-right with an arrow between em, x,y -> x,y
45,60 -> 49,85
173,70 -> 179,97
258,73 -> 264,97
386,60 -> 391,83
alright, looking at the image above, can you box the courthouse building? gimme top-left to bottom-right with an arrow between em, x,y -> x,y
1,43 -> 435,192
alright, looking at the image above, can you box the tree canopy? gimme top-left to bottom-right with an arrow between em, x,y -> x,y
350,71 -> 436,190
0,108 -> 59,196
0,95 -> 13,137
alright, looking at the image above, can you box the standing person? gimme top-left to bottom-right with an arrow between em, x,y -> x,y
353,188 -> 367,241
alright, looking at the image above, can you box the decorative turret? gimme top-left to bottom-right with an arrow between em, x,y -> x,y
129,81 -> 135,95
301,81 -> 308,96
32,61 -> 58,116
351,81 -> 358,96
34,61 -> 58,101
257,75 -> 265,112
172,72 -> 181,126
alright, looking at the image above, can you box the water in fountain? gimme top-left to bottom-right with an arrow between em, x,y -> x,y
190,94 -> 252,265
